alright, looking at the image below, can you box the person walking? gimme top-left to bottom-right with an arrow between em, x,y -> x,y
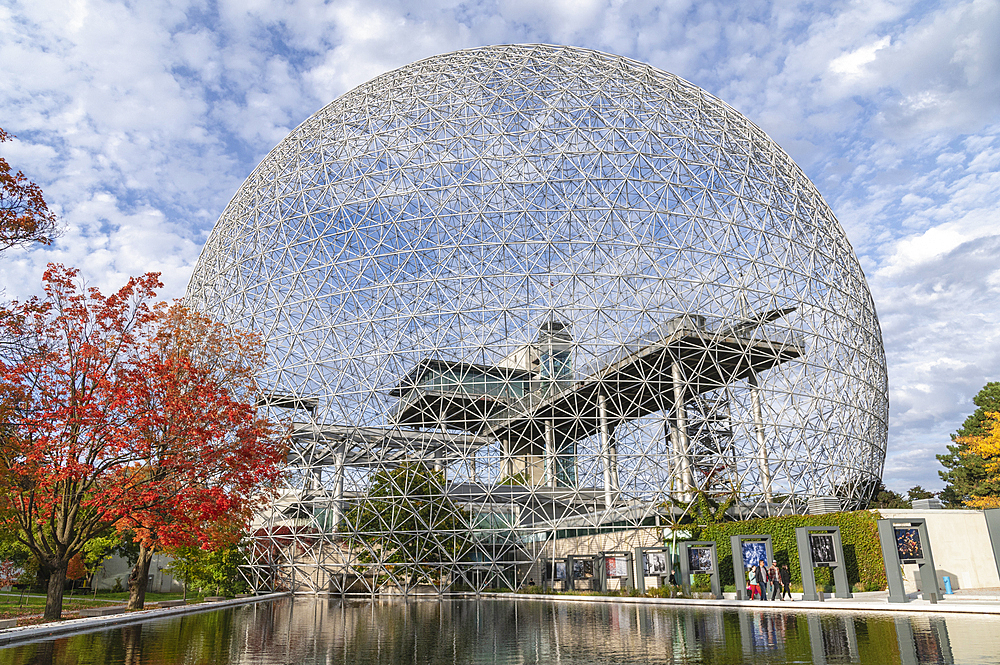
779,564 -> 793,601
757,560 -> 769,601
769,560 -> 780,600
747,567 -> 759,600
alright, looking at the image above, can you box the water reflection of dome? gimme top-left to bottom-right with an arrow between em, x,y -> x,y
186,44 -> 888,593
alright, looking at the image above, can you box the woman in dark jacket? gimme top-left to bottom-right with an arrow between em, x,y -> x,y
779,564 -> 792,600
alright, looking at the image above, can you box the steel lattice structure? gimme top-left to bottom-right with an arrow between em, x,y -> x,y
186,44 -> 888,595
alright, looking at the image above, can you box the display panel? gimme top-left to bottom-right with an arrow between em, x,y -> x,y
555,562 -> 567,580
573,559 -> 594,579
688,547 -> 714,572
809,533 -> 837,564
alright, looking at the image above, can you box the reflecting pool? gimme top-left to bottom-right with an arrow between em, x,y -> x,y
1,598 -> 998,664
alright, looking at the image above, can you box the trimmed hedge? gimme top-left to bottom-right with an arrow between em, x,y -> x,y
698,510 -> 886,590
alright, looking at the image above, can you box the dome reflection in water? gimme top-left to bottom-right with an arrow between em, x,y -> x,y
2,598 -> 996,664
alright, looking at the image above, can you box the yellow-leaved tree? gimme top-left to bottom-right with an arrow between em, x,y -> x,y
960,411 -> 1000,509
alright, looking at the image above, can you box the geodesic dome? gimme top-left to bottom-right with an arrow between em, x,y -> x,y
186,44 -> 887,594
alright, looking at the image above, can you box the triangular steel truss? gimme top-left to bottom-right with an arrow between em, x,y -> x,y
185,44 -> 888,595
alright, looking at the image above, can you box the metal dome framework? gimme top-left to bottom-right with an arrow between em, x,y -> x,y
186,44 -> 888,595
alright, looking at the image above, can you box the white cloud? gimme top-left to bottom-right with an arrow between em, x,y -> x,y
829,35 -> 891,77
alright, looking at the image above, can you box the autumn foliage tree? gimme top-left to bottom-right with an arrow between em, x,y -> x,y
0,265 -> 284,620
66,554 -> 87,586
113,303 -> 285,609
0,265 -> 161,620
0,128 -> 59,252
959,412 -> 1000,509
938,382 -> 1000,506
0,559 -> 22,589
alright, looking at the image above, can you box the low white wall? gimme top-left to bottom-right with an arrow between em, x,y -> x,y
878,509 -> 1000,590
92,553 -> 183,593
529,527 -> 663,585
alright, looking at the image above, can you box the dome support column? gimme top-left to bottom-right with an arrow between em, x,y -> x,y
502,438 -> 514,481
671,361 -> 694,502
599,394 -> 614,509
332,441 -> 345,528
749,371 -> 773,506
544,420 -> 556,489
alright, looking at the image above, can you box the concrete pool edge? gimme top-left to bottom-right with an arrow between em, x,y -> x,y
0,592 -> 292,647
477,591 -> 1000,615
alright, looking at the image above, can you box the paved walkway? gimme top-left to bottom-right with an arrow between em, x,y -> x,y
482,590 -> 1000,615
0,592 -> 291,647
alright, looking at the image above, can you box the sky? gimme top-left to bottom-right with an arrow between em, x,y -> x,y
1,0 -> 998,494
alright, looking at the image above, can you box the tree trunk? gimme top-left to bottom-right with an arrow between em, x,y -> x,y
123,623 -> 143,665
127,545 -> 154,610
33,640 -> 55,665
43,563 -> 66,622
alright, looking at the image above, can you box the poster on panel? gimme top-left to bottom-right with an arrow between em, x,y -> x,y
615,557 -> 629,578
605,557 -> 629,578
741,541 -> 768,570
688,547 -> 714,572
894,528 -> 923,561
809,534 -> 837,564
644,551 -> 667,575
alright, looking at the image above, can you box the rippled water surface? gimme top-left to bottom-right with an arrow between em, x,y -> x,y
1,598 -> 998,664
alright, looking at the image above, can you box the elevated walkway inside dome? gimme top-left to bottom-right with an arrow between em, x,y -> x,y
390,312 -> 801,449
267,309 -> 803,520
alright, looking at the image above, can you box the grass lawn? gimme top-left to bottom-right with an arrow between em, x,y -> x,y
86,590 -> 202,603
0,589 -> 215,622
0,593 -> 117,620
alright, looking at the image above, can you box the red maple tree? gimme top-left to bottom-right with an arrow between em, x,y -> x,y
112,303 -> 285,609
0,560 -> 22,589
65,553 -> 86,582
0,267 -> 285,619
0,128 -> 59,252
0,264 -> 161,620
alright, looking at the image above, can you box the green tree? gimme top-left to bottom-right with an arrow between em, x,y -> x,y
869,482 -> 909,509
163,542 -> 248,597
344,462 -> 467,577
663,489 -> 736,540
906,486 -> 935,502
938,382 -> 1000,506
0,521 -> 31,588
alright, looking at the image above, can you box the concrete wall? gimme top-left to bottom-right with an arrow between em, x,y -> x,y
878,509 -> 1000,590
529,527 -> 664,585
544,527 -> 663,559
91,553 -> 184,593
